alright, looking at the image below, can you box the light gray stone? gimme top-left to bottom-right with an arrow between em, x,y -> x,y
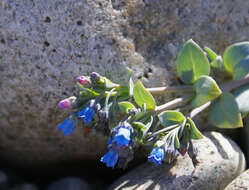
0,0 -> 248,166
109,132 -> 246,190
225,169 -> 249,190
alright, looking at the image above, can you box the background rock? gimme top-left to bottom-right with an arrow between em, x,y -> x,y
0,170 -> 8,189
225,169 -> 249,190
0,0 -> 249,166
45,177 -> 91,190
109,132 -> 246,190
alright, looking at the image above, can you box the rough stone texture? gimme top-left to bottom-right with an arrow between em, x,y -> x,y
9,184 -> 38,190
109,132 -> 246,190
225,169 -> 249,190
45,177 -> 91,190
0,0 -> 249,166
242,116 -> 249,166
0,170 -> 8,189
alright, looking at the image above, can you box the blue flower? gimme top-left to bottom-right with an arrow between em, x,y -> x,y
77,106 -> 95,124
112,126 -> 131,147
148,147 -> 165,166
100,149 -> 119,168
58,116 -> 76,136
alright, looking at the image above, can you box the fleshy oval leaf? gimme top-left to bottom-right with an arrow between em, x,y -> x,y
186,117 -> 203,139
118,101 -> 136,114
233,56 -> 249,80
158,111 -> 185,128
223,41 -> 249,73
192,76 -> 222,107
209,92 -> 243,128
133,81 -> 156,111
177,39 -> 210,84
233,84 -> 249,117
204,46 -> 217,62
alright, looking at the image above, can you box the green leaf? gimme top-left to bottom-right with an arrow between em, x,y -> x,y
174,134 -> 180,149
132,121 -> 147,140
145,115 -> 154,129
209,92 -> 243,128
104,77 -> 120,89
133,110 -> 151,122
192,76 -> 222,107
118,101 -> 136,114
125,67 -> 132,82
177,39 -> 210,84
133,81 -> 156,110
117,86 -> 130,101
108,93 -> 119,130
186,117 -> 203,139
79,88 -> 100,99
204,46 -> 217,62
233,84 -> 249,117
158,111 -> 185,127
223,41 -> 249,73
233,56 -> 249,80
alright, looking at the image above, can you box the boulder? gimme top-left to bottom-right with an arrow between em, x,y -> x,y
109,132 -> 246,190
45,177 -> 91,190
0,0 -> 248,166
225,169 -> 249,190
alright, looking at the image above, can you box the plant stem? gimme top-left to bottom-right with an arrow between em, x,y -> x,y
189,74 -> 249,119
155,95 -> 192,113
188,101 -> 211,119
147,124 -> 179,139
147,85 -> 193,95
221,73 -> 249,92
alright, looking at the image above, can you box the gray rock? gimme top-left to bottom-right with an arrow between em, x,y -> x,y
0,0 -> 249,166
109,132 -> 246,190
0,170 -> 8,189
242,116 -> 249,165
225,169 -> 249,190
9,184 -> 38,190
46,177 -> 91,190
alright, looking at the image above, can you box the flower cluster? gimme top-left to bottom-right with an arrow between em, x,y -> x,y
57,40 -> 249,170
57,75 -> 104,136
57,100 -> 99,136
101,122 -> 134,168
57,69 -> 202,169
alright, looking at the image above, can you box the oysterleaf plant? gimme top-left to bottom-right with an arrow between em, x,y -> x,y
57,39 -> 249,169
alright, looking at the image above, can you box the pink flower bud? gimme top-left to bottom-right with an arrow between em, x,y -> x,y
59,96 -> 76,109
77,76 -> 91,85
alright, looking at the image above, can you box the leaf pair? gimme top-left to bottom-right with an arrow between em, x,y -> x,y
158,111 -> 203,140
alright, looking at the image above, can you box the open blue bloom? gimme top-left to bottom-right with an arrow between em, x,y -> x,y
112,126 -> 131,147
77,106 -> 95,124
58,116 -> 76,136
100,149 -> 119,168
148,147 -> 165,166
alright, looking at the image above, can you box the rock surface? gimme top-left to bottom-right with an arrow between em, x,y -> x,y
225,169 -> 249,190
0,0 -> 249,166
0,170 -> 8,189
109,132 -> 246,190
45,177 -> 91,190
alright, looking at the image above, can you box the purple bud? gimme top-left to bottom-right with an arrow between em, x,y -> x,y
59,96 -> 77,109
77,76 -> 91,85
130,108 -> 137,115
90,72 -> 101,82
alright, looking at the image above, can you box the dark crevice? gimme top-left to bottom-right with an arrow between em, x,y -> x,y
44,16 -> 51,23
